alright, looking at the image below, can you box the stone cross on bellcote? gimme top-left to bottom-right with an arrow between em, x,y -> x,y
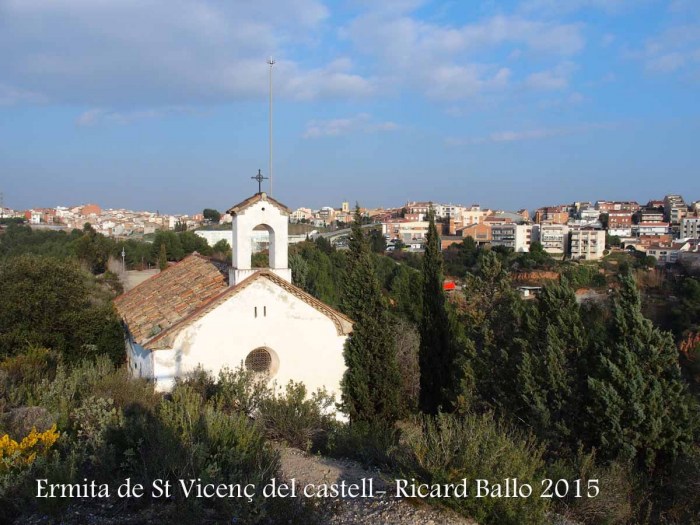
251,169 -> 268,194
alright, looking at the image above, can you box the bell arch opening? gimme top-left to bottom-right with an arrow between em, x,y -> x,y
251,223 -> 274,268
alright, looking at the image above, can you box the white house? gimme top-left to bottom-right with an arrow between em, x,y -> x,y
115,191 -> 353,395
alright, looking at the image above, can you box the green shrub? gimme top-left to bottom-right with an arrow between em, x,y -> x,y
0,346 -> 59,386
71,396 -> 124,458
0,255 -> 124,364
324,420 -> 400,469
651,448 -> 700,523
562,263 -> 604,289
549,449 -> 636,525
258,381 -> 335,451
100,270 -> 124,295
393,412 -> 549,525
178,366 -> 218,401
213,366 -> 271,416
38,356 -> 117,427
91,367 -> 159,413
0,370 -> 7,415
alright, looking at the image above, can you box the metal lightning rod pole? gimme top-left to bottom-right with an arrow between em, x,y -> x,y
267,57 -> 275,196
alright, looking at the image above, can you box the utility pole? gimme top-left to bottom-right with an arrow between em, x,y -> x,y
267,57 -> 275,196
0,191 -> 4,218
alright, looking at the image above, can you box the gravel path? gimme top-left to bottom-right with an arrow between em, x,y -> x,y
278,446 -> 477,525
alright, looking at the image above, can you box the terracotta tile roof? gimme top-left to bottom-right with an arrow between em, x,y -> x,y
226,192 -> 291,216
114,254 -> 228,346
145,270 -> 354,350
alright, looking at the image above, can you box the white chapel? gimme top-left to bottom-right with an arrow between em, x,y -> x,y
115,189 -> 353,395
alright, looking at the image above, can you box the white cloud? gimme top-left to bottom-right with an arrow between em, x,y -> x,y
303,113 -> 399,139
646,52 -> 686,73
346,13 -> 584,58
446,128 -> 565,145
446,122 -> 614,145
601,34 -> 616,48
75,106 -> 202,127
284,61 -> 376,100
0,0 -> 374,106
341,9 -> 584,101
525,62 -> 576,90
521,0 -> 637,15
0,84 -> 47,106
628,3 -> 700,79
536,91 -> 586,110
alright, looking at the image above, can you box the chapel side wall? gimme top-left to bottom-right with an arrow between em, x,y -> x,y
170,279 -> 347,398
126,337 -> 154,380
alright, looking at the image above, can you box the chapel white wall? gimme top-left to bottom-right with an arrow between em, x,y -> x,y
159,278 -> 347,398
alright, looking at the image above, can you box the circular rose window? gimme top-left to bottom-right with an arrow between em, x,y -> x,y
245,347 -> 273,373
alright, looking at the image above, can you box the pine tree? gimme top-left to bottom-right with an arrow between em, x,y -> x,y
586,273 -> 698,470
158,243 -> 168,271
419,209 -> 473,414
340,206 -> 403,423
516,280 -> 587,449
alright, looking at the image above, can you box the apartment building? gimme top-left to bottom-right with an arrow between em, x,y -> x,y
570,228 -> 606,260
291,208 -> 313,222
681,217 -> 700,239
639,209 -> 665,223
459,222 -> 492,245
448,206 -> 491,234
317,207 -> 336,223
607,211 -> 633,237
534,206 -> 569,224
595,201 -> 640,213
382,219 -> 430,243
534,223 -> 569,256
517,209 -> 531,221
462,205 -> 490,224
647,240 -> 698,265
664,194 -> 687,224
405,201 -> 433,215
491,223 -> 533,252
647,243 -> 683,265
635,234 -> 673,249
634,222 -> 670,237
579,208 -> 601,221
437,204 -> 466,219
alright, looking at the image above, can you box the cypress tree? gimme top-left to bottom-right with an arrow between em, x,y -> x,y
586,273 -> 698,470
158,243 -> 168,271
419,209 -> 474,414
466,250 -> 527,412
340,206 -> 403,423
517,280 -> 587,449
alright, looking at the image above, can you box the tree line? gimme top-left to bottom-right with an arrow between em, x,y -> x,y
335,206 -> 700,523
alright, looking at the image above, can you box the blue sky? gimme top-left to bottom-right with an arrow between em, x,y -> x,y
1,0 -> 699,213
